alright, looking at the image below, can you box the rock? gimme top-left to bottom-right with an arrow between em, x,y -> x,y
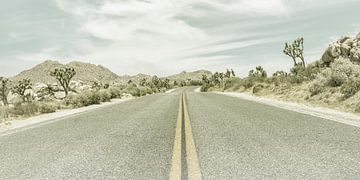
33,83 -> 47,93
340,43 -> 351,56
69,80 -> 85,91
78,85 -> 92,92
350,47 -> 360,63
7,91 -> 22,105
321,33 -> 360,65
338,36 -> 351,43
356,32 -> 360,40
24,89 -> 36,101
329,43 -> 341,57
54,92 -> 66,99
121,93 -> 133,98
343,38 -> 354,47
321,45 -> 340,66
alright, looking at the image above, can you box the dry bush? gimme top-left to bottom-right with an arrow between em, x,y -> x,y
98,89 -> 112,102
38,101 -> 58,113
10,102 -> 39,117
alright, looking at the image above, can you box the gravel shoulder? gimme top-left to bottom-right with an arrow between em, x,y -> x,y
217,92 -> 360,128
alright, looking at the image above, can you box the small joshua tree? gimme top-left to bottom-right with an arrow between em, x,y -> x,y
162,78 -> 171,89
225,69 -> 231,78
0,77 -> 10,105
12,78 -> 32,102
249,66 -> 267,78
231,69 -> 236,77
50,67 -> 76,96
139,78 -> 147,86
283,37 -> 305,68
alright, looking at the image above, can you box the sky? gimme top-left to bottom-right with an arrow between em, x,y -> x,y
0,0 -> 359,77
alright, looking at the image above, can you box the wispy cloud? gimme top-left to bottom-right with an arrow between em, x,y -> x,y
0,0 -> 359,77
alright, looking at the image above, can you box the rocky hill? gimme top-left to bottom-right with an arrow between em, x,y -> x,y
11,60 -> 122,84
166,70 -> 212,82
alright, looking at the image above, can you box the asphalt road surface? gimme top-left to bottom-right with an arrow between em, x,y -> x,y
1,88 -> 360,179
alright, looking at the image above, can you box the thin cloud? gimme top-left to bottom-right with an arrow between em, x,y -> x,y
0,0 -> 359,77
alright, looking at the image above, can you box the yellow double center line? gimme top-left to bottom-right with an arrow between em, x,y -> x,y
170,92 -> 202,180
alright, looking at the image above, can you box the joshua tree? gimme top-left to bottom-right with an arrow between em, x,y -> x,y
225,69 -> 231,78
12,79 -> 32,102
219,73 -> 225,84
202,74 -> 209,84
231,69 -> 236,77
139,78 -> 147,86
211,72 -> 221,85
283,37 -> 305,68
173,80 -> 178,87
151,75 -> 161,88
249,66 -> 267,78
0,77 -> 10,105
273,71 -> 287,77
163,78 -> 170,89
50,67 -> 76,96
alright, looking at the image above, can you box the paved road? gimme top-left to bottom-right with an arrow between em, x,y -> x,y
1,88 -> 360,179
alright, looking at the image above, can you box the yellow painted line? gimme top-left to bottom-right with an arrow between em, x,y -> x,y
183,93 -> 202,180
169,93 -> 183,180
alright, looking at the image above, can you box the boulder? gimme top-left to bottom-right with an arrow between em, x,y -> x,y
340,43 -> 351,56
121,93 -> 133,99
7,91 -> 22,105
321,33 -> 360,65
356,32 -> 360,40
69,80 -> 85,91
54,92 -> 66,99
350,47 -> 360,63
33,83 -> 47,93
78,85 -> 92,92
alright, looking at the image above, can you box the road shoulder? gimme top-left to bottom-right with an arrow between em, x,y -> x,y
216,92 -> 360,128
0,98 -> 133,135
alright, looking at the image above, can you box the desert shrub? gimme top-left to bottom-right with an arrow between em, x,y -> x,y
144,86 -> 153,94
200,83 -> 212,92
108,86 -> 122,98
124,85 -> 141,97
98,89 -> 111,102
10,102 -> 39,116
308,75 -> 327,96
341,78 -> 360,99
243,78 -> 254,89
223,77 -> 242,90
304,61 -> 322,80
84,91 -> 101,105
309,82 -> 324,96
38,102 -> 58,113
137,86 -> 147,96
0,106 -> 10,120
65,91 -> 101,107
252,84 -> 264,94
327,71 -> 347,87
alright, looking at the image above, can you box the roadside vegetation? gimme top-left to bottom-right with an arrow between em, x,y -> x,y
200,33 -> 360,113
0,67 -> 174,123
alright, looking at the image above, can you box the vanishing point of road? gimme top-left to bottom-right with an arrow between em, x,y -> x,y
1,88 -> 360,179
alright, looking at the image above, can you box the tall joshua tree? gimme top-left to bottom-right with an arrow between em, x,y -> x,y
0,77 -> 10,105
283,37 -> 305,68
50,67 -> 76,96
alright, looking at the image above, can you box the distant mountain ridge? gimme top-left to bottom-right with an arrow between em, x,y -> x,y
166,70 -> 212,81
10,60 -> 212,84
